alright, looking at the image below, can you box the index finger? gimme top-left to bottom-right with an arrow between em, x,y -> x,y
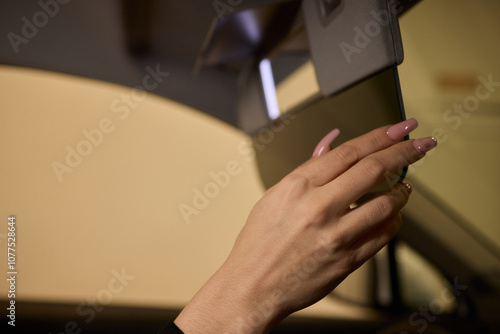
296,118 -> 418,187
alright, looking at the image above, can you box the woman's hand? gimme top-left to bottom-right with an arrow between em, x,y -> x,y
175,118 -> 436,334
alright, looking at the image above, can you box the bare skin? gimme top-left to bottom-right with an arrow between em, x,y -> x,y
175,120 -> 436,334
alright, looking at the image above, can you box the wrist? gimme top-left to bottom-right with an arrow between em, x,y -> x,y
175,263 -> 283,334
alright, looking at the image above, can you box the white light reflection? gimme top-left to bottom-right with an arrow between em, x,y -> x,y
259,58 -> 280,120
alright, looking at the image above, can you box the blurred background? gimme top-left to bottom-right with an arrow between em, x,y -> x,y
1,0 -> 499,333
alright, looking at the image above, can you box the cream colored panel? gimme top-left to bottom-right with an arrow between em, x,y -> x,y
398,0 -> 500,247
0,65 -> 264,308
0,65 -> 382,321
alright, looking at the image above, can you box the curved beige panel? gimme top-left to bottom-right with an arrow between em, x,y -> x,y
0,65 -> 382,321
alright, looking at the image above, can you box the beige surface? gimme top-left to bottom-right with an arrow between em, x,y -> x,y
397,0 -> 500,246
0,65 -> 382,320
0,65 -> 262,308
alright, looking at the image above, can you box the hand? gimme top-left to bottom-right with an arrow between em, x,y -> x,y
175,118 -> 437,334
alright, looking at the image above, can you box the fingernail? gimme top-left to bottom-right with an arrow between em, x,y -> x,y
401,182 -> 413,194
313,128 -> 340,157
386,118 -> 418,141
412,137 -> 437,155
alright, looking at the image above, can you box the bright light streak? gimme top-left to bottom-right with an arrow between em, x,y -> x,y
259,58 -> 280,120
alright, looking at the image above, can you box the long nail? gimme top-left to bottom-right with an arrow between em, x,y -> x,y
313,129 -> 340,157
386,118 -> 418,141
412,137 -> 438,155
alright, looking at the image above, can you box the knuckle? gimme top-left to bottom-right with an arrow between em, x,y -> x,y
375,196 -> 395,219
282,172 -> 310,192
313,200 -> 334,223
333,228 -> 352,250
297,196 -> 332,227
333,144 -> 359,166
303,207 -> 329,227
370,131 -> 386,151
361,157 -> 385,177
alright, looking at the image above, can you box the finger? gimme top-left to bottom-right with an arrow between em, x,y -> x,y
347,213 -> 402,268
333,182 -> 411,247
297,118 -> 418,187
312,128 -> 340,158
322,136 -> 435,209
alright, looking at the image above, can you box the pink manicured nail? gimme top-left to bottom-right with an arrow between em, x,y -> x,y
412,137 -> 437,155
313,128 -> 340,157
386,118 -> 418,141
